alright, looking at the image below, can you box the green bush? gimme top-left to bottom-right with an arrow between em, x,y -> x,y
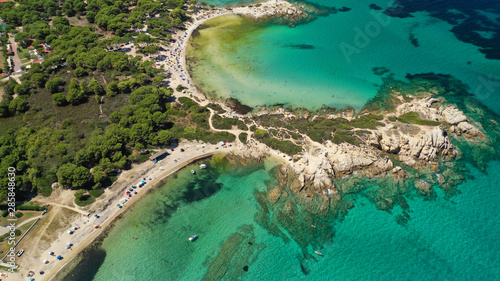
332,130 -> 360,146
207,103 -> 225,114
75,194 -> 95,207
176,84 -> 187,92
398,112 -> 440,126
239,132 -> 248,143
212,114 -> 247,130
253,129 -> 302,155
15,212 -> 23,218
1,210 -> 8,217
388,116 -> 397,122
89,189 -> 105,198
350,114 -> 384,129
178,97 -> 197,109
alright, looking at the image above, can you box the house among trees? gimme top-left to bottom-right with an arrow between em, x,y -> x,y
6,43 -> 13,54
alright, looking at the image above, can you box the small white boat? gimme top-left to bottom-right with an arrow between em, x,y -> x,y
191,170 -> 196,174
189,234 -> 197,241
315,251 -> 322,256
199,164 -> 207,169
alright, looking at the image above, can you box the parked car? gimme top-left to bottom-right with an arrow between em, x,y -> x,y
17,249 -> 24,257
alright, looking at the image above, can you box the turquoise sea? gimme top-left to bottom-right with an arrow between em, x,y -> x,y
58,0 -> 500,280
187,0 -> 500,112
57,158 -> 500,281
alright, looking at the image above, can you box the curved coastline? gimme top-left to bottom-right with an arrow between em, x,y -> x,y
169,0 -> 306,109
13,1 -> 500,280
42,139 -> 288,281
46,151 -> 222,280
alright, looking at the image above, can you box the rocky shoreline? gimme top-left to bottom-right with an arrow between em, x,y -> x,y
229,92 -> 492,203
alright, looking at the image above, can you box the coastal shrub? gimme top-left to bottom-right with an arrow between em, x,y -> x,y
165,109 -> 187,117
332,130 -> 361,146
17,204 -> 46,211
89,189 -> 105,198
253,129 -> 302,155
239,132 -> 248,143
212,114 -> 247,130
355,130 -> 372,136
398,112 -> 440,126
178,97 -> 197,109
176,84 -> 187,92
75,194 -> 95,207
139,45 -> 160,55
254,129 -> 268,139
261,137 -> 302,155
207,103 -> 225,114
175,126 -> 235,144
15,212 -> 23,218
1,210 -> 8,217
350,114 -> 384,129
388,116 -> 397,122
190,110 -> 211,130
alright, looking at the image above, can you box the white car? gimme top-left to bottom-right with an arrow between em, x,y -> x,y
16,249 -> 24,257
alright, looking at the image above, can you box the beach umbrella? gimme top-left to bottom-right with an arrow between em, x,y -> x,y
73,226 -> 78,230
66,243 -> 72,248
48,251 -> 54,255
39,271 -> 45,275
94,225 -> 99,229
94,214 -> 99,218
57,255 -> 63,260
43,259 -> 48,264
67,230 -> 73,234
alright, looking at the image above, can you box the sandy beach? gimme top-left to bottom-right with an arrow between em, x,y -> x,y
14,141 -> 237,281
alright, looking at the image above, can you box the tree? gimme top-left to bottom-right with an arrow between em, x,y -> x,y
88,79 -> 104,95
31,73 -> 47,88
45,77 -> 64,93
57,163 -> 92,188
14,83 -> 31,96
74,189 -> 85,200
152,74 -> 165,86
8,97 -> 29,113
74,67 -> 87,77
66,88 -> 85,105
52,93 -> 67,106
52,16 -> 70,33
158,130 -> 173,144
86,11 -> 96,23
106,81 -> 119,97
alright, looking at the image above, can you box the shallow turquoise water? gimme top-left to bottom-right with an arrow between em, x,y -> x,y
60,157 -> 500,281
188,0 -> 500,112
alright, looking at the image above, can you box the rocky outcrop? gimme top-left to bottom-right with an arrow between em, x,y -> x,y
396,96 -> 485,139
287,96 -> 479,195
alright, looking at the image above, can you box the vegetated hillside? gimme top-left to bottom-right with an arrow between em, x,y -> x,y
0,0 -> 224,201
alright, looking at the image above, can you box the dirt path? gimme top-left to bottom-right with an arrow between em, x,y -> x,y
207,108 -> 247,138
46,203 -> 89,216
